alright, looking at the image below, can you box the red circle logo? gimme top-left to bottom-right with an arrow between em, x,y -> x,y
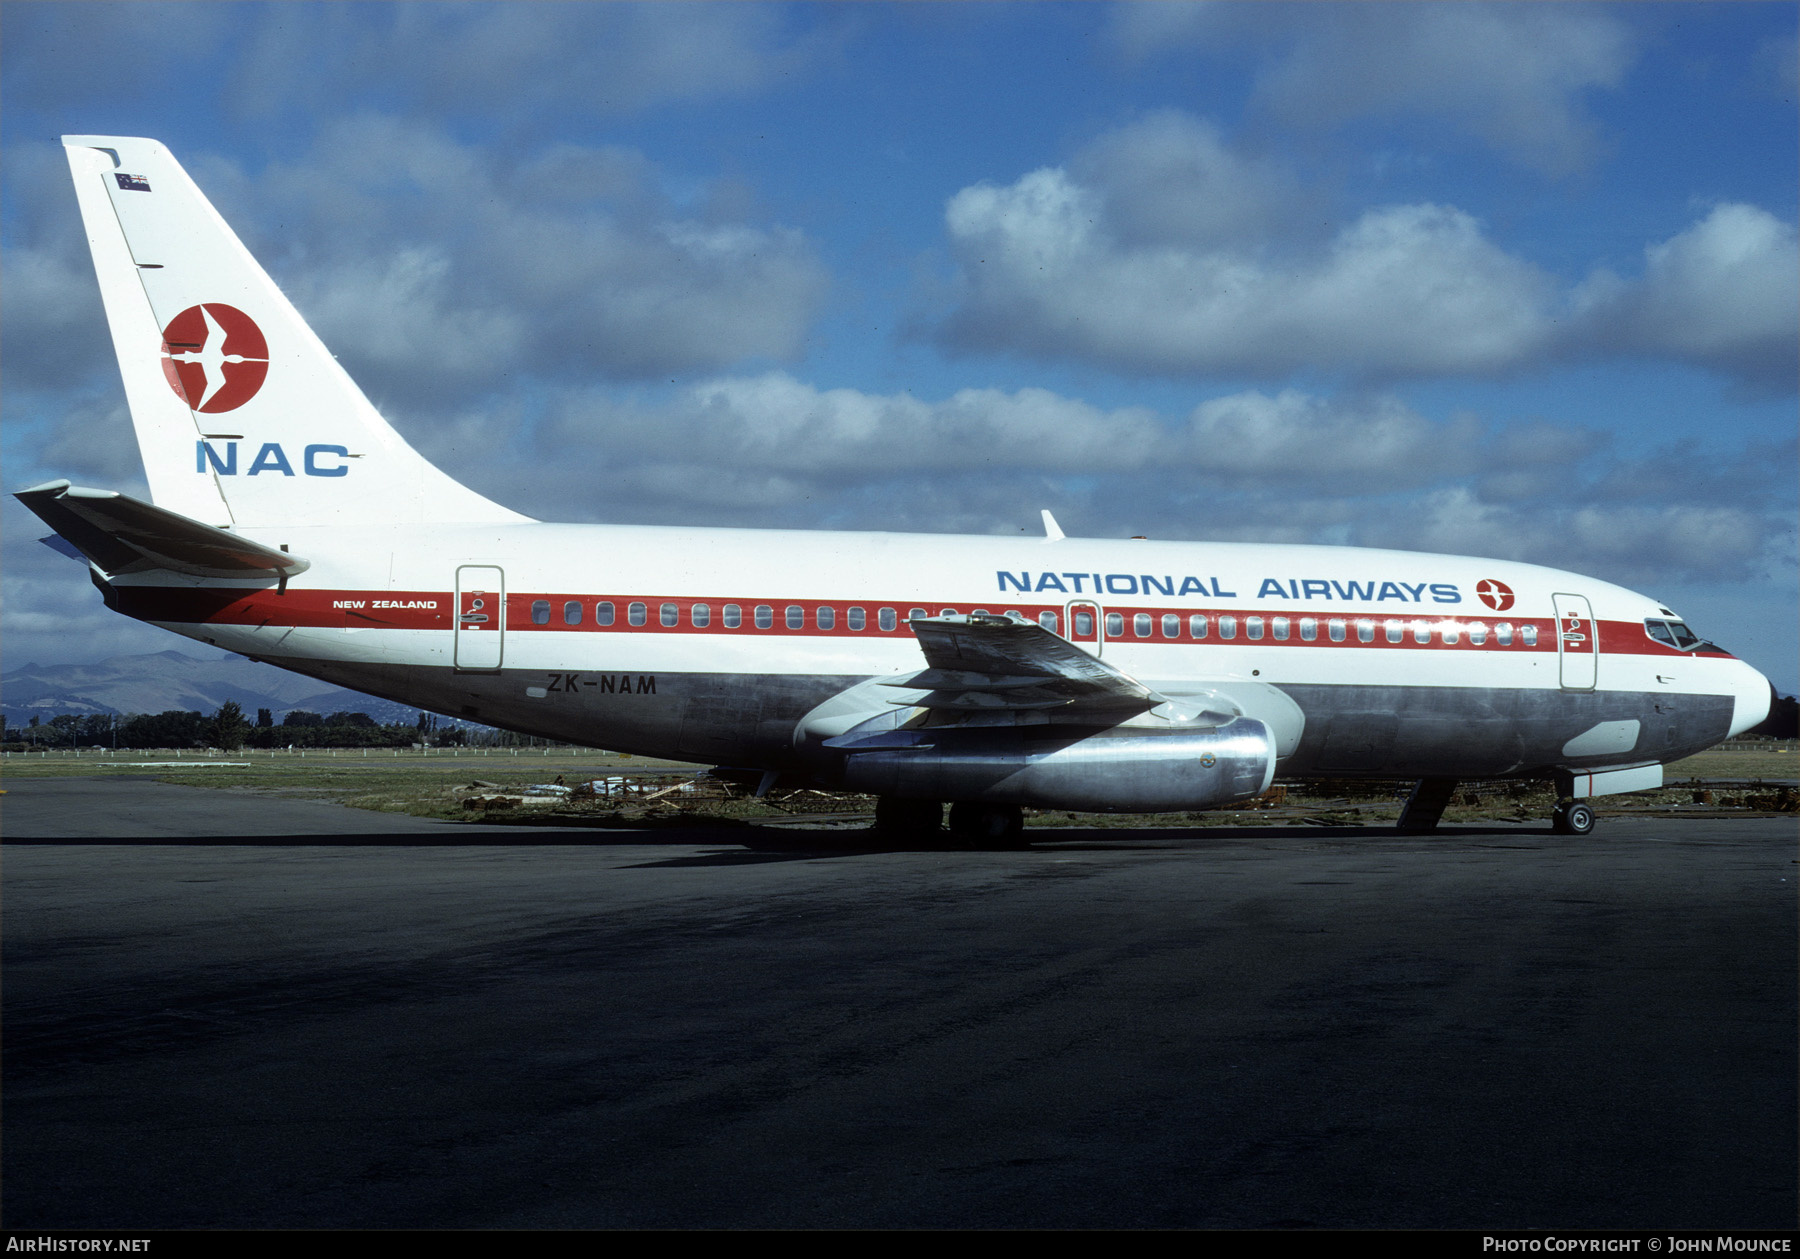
1476,579 -> 1515,612
160,304 -> 269,413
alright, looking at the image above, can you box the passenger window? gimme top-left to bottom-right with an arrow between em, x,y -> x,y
1246,616 -> 1264,641
531,599 -> 550,625
1357,619 -> 1374,643
910,608 -> 927,622
1496,622 -> 1513,646
1039,610 -> 1059,633
661,602 -> 678,628
1440,621 -> 1459,645
596,601 -> 615,627
1075,611 -> 1094,636
1134,613 -> 1151,637
1328,618 -> 1345,642
786,605 -> 804,629
1273,617 -> 1290,641
1300,617 -> 1317,641
692,603 -> 711,628
847,606 -> 865,631
1219,615 -> 1237,640
1162,614 -> 1180,638
1105,612 -> 1123,637
1468,621 -> 1486,645
754,605 -> 773,629
628,602 -> 646,627
971,609 -> 989,617
817,606 -> 835,630
1413,621 -> 1430,644
1521,624 -> 1538,647
879,607 -> 897,631
723,604 -> 741,628
1189,614 -> 1208,639
1385,620 -> 1403,644
563,600 -> 582,626
941,608 -> 958,617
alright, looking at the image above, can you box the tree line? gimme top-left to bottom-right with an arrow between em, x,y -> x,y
4,705 -> 483,751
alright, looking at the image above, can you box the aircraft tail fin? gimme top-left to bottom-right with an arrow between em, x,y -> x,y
60,136 -> 526,530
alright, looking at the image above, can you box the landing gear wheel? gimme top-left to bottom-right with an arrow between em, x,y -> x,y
1552,800 -> 1596,835
874,797 -> 943,837
947,802 -> 1026,848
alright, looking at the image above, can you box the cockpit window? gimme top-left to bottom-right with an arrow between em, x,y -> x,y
1645,618 -> 1705,651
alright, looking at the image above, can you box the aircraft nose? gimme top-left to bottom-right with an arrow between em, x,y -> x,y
1726,663 -> 1774,737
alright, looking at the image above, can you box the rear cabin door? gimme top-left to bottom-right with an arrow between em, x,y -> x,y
455,565 -> 505,672
1553,592 -> 1597,691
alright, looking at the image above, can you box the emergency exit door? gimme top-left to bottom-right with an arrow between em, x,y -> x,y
455,565 -> 505,672
1553,592 -> 1597,691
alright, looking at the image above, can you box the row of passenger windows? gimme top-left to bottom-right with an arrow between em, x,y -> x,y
526,599 -> 1538,646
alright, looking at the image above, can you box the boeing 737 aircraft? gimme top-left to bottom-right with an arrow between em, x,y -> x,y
19,136 -> 1773,842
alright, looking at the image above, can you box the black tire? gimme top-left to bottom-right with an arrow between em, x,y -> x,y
874,797 -> 942,836
947,802 -> 1026,847
1552,800 -> 1597,835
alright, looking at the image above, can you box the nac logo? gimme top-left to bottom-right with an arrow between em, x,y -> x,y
161,304 -> 269,413
1475,579 -> 1516,612
197,440 -> 349,478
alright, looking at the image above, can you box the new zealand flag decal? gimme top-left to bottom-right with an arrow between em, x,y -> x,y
114,173 -> 151,192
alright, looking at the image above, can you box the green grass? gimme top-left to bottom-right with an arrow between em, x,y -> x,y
3,741 -> 1791,828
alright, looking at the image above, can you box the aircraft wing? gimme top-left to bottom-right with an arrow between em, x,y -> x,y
15,480 -> 308,580
882,614 -> 1163,713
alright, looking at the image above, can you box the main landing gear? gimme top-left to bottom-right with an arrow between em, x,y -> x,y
1551,800 -> 1597,835
947,802 -> 1026,847
872,797 -> 1027,848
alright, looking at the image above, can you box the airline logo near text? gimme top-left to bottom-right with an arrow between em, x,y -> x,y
161,304 -> 268,413
197,441 -> 351,477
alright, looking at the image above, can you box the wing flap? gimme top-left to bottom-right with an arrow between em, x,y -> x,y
893,615 -> 1162,713
15,480 -> 308,579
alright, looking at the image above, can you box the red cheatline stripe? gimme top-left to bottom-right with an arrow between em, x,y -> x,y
105,585 -> 1733,659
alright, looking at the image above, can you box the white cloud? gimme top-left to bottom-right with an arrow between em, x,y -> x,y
1351,486 -> 1780,585
936,159 -> 1557,377
194,117 -> 831,402
1108,3 -> 1636,175
1070,112 -> 1305,250
1574,204 -> 1799,390
1184,390 -> 1482,484
931,116 -> 1797,390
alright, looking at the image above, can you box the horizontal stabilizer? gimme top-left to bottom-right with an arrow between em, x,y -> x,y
15,480 -> 309,580
893,614 -> 1163,713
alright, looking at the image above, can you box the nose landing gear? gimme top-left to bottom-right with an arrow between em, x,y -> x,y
947,802 -> 1026,847
1551,800 -> 1597,835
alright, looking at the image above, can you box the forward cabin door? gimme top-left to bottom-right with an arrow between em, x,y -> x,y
1553,592 -> 1597,690
455,565 -> 505,672
1065,600 -> 1104,658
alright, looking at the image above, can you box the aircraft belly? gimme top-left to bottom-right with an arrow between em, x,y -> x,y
245,657 -> 858,765
1279,684 -> 1734,777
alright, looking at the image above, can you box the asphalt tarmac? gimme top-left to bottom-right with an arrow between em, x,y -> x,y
4,778 -> 1795,1229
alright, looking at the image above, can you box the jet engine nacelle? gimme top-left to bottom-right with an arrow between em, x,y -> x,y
839,718 -> 1277,813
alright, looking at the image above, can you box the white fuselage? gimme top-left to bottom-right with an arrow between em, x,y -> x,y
108,521 -> 1771,787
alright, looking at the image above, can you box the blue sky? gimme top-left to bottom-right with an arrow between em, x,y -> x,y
4,2 -> 1796,691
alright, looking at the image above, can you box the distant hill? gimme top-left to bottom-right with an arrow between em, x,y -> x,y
2,650 -> 426,726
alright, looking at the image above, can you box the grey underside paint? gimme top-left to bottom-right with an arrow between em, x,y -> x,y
254,657 -> 1734,785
